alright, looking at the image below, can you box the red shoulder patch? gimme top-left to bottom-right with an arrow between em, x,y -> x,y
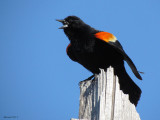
66,43 -> 71,53
94,32 -> 117,43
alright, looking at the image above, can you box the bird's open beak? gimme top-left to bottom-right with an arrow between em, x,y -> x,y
56,19 -> 68,29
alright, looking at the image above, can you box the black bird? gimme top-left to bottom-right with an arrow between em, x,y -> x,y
57,16 -> 142,106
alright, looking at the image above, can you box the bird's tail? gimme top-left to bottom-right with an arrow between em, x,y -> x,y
114,65 -> 142,106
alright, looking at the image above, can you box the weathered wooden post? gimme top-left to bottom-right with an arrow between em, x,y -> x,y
71,67 -> 141,120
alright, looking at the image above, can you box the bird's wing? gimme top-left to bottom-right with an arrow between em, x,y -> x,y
94,32 -> 142,80
66,43 -> 78,62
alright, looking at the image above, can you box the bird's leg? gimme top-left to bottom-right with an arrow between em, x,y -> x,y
79,74 -> 99,85
91,74 -> 98,82
86,74 -> 95,81
79,74 -> 95,85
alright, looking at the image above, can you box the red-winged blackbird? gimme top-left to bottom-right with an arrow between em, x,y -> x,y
57,16 -> 142,106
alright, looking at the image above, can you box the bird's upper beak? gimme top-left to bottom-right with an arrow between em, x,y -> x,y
56,19 -> 69,29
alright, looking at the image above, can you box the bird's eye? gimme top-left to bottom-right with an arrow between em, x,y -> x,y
64,21 -> 69,25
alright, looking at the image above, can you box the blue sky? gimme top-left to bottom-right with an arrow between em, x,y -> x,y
0,0 -> 160,120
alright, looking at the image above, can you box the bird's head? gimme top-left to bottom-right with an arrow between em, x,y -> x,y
56,16 -> 86,30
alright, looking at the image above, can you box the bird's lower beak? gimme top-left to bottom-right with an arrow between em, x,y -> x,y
58,24 -> 68,29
